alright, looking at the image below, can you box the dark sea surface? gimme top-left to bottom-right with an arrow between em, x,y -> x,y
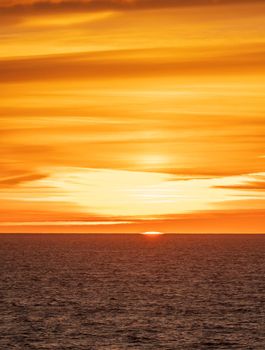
0,234 -> 264,350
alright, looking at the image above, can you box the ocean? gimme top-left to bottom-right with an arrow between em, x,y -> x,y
0,234 -> 264,349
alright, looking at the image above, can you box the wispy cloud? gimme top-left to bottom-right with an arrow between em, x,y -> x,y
1,167 -> 264,218
0,220 -> 131,226
2,0 -> 264,17
1,45 -> 265,82
0,173 -> 47,186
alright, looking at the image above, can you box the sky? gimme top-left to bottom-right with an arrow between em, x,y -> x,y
0,0 -> 265,233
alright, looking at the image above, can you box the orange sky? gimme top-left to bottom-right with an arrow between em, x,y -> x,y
0,0 -> 265,233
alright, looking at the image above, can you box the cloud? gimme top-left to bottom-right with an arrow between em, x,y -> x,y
214,175 -> 265,190
1,167 -> 265,233
1,0 -> 263,17
0,220 -> 132,226
0,0 -> 263,27
2,166 -> 264,218
0,173 -> 47,186
1,45 -> 265,83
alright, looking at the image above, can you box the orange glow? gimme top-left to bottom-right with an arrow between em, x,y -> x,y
0,0 -> 265,233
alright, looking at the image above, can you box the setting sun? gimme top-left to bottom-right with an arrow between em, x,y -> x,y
142,231 -> 164,236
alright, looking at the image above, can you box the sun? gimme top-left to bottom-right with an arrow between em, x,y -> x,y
136,154 -> 170,169
142,231 -> 164,236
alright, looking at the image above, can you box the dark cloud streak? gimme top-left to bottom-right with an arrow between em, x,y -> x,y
215,180 -> 265,191
0,61 -> 237,82
0,47 -> 264,83
0,0 -> 264,19
0,173 -> 47,186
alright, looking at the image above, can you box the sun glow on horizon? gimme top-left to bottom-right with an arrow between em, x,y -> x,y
142,231 -> 164,236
